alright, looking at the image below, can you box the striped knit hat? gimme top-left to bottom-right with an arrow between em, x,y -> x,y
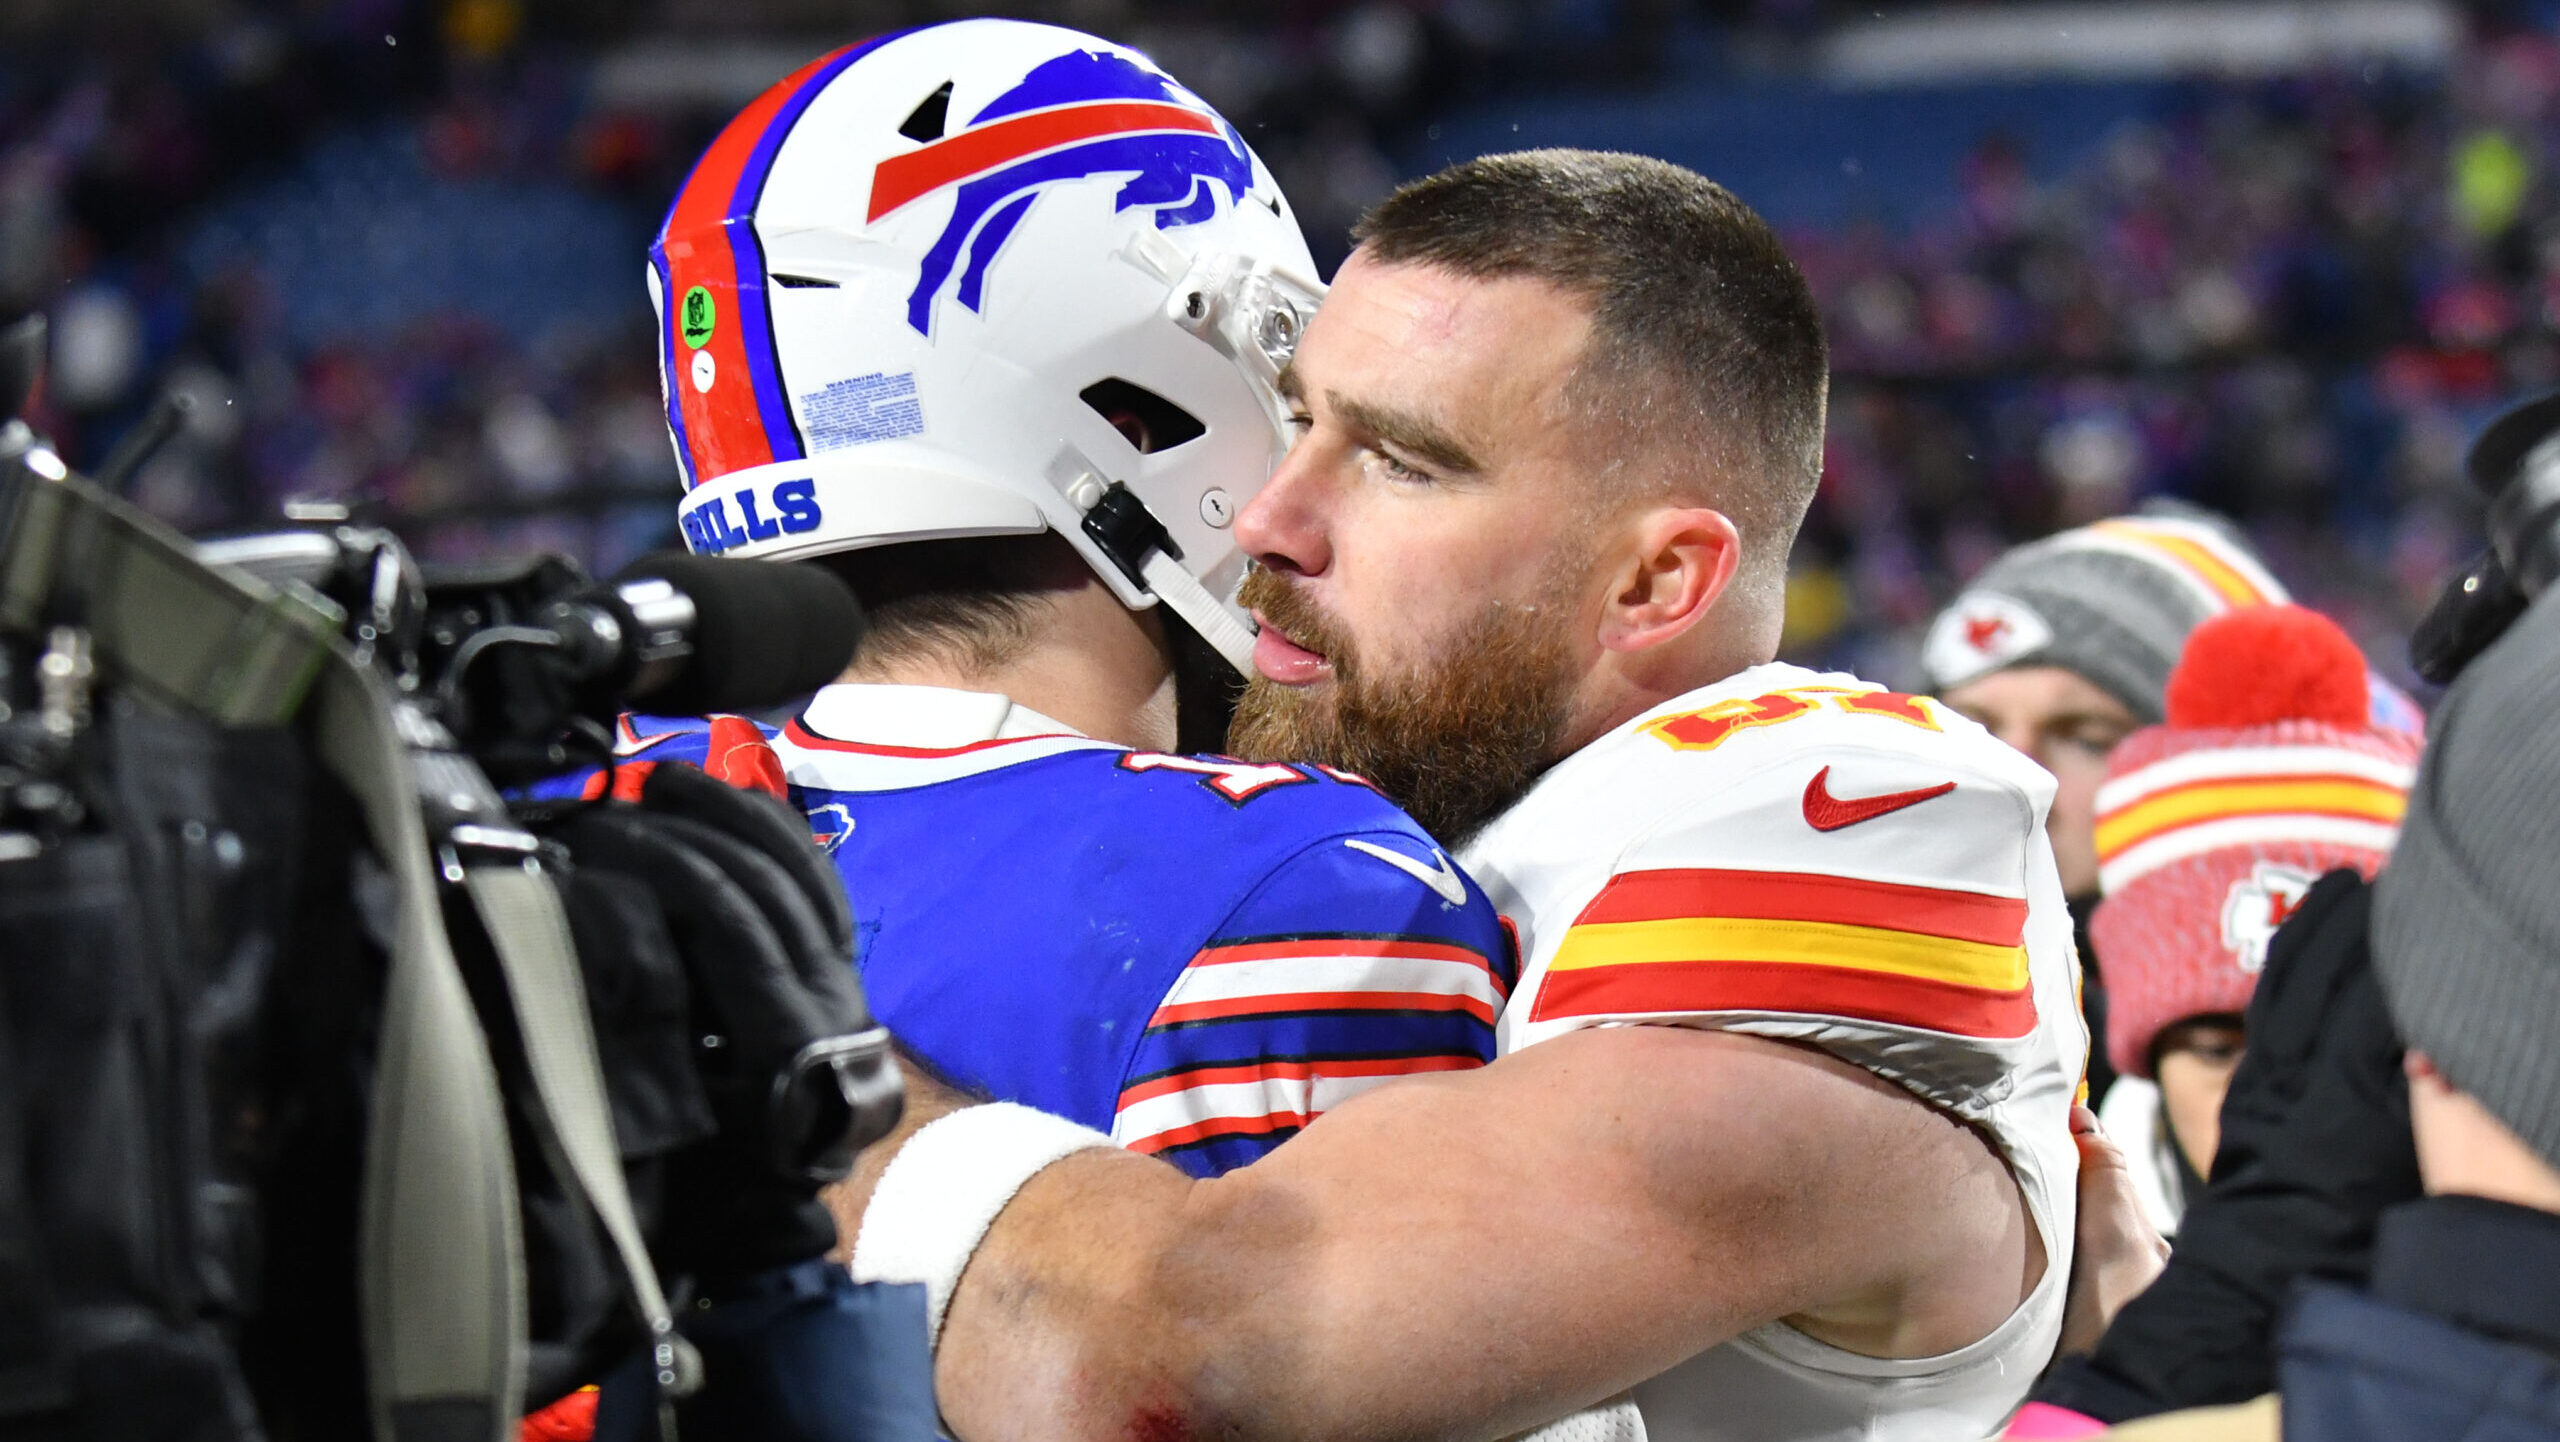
2089,605 -> 2421,1077
1923,507 -> 2289,723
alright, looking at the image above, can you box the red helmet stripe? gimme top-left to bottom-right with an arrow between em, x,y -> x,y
653,35 -> 896,488
866,100 -> 1223,222
647,247 -> 695,487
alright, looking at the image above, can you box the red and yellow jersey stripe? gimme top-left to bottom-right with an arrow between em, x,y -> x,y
1527,868 -> 2037,1040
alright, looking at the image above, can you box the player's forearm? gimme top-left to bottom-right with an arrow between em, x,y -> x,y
931,1146 -> 1521,1442
899,1029 -> 2015,1442
829,1079 -> 1307,1441
930,1148 -> 1244,1442
925,1049 -> 1718,1442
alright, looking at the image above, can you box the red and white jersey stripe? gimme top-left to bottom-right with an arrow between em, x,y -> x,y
1112,933 -> 1511,1157
1143,936 -> 1506,1028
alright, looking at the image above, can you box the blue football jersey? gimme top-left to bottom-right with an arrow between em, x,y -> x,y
567,693 -> 1515,1178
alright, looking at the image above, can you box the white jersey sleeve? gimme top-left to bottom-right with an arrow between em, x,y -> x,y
1472,662 -> 2085,1118
1462,663 -> 2088,1440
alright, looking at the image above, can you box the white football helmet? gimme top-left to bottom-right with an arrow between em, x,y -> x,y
648,19 -> 1321,671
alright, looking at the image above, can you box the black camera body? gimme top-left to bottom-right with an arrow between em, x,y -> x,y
2413,390 -> 2560,684
0,315 -> 898,1442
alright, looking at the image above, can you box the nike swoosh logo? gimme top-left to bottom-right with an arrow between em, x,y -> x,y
1344,838 -> 1468,905
1801,766 -> 1957,832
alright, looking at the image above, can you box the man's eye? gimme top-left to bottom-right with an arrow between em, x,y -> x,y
1366,450 -> 1433,487
2053,721 -> 2132,758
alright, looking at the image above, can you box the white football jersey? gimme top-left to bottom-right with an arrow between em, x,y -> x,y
1465,662 -> 2086,1442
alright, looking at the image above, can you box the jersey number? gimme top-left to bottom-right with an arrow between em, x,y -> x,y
1119,752 -> 1311,804
1642,686 -> 1943,753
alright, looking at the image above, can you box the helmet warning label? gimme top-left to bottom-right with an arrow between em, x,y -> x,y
681,286 -> 717,348
800,371 -> 925,452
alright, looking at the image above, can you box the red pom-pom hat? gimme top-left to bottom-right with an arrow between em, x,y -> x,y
2162,604 -> 2374,730
2090,605 -> 2422,1077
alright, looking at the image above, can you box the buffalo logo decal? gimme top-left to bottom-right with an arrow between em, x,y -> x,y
808,802 -> 857,855
866,50 -> 1256,335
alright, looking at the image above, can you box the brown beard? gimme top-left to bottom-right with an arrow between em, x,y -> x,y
1227,566 -> 1580,847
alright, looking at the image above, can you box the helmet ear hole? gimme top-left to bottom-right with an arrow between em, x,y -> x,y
898,81 -> 954,142
1080,378 -> 1206,455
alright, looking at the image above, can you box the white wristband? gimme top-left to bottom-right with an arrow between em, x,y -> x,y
849,1102 -> 1116,1347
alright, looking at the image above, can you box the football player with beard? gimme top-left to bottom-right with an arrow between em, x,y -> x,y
577,23 -> 1518,1179
564,25 -> 1540,1442
839,151 -> 2096,1441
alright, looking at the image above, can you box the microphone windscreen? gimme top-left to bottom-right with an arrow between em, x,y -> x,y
614,552 -> 866,714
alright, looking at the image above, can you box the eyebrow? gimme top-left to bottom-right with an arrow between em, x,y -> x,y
1330,391 -> 1484,477
1275,361 -> 1303,403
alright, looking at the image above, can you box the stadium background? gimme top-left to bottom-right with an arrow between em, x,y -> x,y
1,0 -> 2542,693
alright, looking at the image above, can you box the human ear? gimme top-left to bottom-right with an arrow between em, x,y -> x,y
1595,506 -> 1742,654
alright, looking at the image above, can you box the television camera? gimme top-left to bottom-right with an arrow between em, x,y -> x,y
0,313 -> 905,1442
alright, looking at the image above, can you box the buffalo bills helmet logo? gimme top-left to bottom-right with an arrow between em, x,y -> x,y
867,50 -> 1257,335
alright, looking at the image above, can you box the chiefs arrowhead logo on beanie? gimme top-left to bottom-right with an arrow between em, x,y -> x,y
1921,591 -> 2054,688
2089,604 -> 2421,1078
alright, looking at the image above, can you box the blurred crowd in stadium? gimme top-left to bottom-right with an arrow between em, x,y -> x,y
9,0 -> 2560,687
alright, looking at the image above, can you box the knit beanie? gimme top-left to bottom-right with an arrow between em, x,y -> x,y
1922,507 -> 2290,723
2374,585 -> 2560,1176
2090,605 -> 2420,1078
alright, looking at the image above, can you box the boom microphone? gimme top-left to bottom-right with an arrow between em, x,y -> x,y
560,552 -> 868,717
412,549 -> 862,775
603,552 -> 866,714
419,551 -> 864,782
197,531 -> 865,776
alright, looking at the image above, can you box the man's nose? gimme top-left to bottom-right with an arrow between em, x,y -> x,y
1234,440 -> 1333,578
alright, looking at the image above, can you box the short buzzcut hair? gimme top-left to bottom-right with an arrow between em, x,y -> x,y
1351,149 -> 1828,593
805,533 -> 1072,673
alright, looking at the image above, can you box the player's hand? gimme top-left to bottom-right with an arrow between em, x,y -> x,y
2058,1104 -> 2169,1357
824,1061 -> 975,1264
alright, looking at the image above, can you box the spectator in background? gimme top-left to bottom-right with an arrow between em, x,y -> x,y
1922,504 -> 2290,1101
2085,605 -> 2419,1237
2053,584 -> 2560,1442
